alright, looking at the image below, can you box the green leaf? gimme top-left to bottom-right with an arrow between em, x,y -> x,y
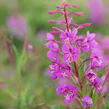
16,52 -> 27,77
90,87 -> 94,98
13,45 -> 20,59
92,90 -> 97,104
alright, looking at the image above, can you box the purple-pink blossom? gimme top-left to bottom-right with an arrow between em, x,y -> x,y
76,36 -> 89,53
47,50 -> 59,62
88,0 -> 107,25
49,61 -> 72,79
90,50 -> 103,69
86,31 -> 98,50
62,44 -> 79,63
82,96 -> 93,108
49,62 -> 60,79
60,28 -> 77,45
86,70 -> 97,83
46,41 -> 59,52
57,84 -> 78,104
92,77 -> 102,93
7,15 -> 27,39
86,70 -> 102,93
46,33 -> 57,51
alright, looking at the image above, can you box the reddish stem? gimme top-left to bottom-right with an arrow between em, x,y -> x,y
23,37 -> 27,52
97,98 -> 102,109
74,61 -> 79,78
74,61 -> 83,90
11,37 -> 14,55
63,5 -> 69,32
5,39 -> 15,67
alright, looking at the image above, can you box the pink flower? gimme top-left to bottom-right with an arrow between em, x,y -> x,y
76,36 -> 89,53
56,84 -> 69,95
49,61 -> 72,79
60,28 -> 77,45
86,31 -> 98,50
86,70 -> 102,93
102,85 -> 108,93
47,50 -> 59,62
90,50 -> 103,69
48,9 -> 59,14
46,1 -> 105,106
7,15 -> 27,39
56,84 -> 78,104
46,33 -> 59,52
49,62 -> 60,79
46,33 -> 60,61
62,44 -> 79,63
82,96 -> 93,108
46,41 -> 59,52
88,0 -> 107,25
57,64 -> 72,78
92,77 -> 102,93
48,20 -> 56,23
86,70 -> 96,83
46,33 -> 55,41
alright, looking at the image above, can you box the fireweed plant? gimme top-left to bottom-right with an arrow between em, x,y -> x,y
46,1 -> 107,109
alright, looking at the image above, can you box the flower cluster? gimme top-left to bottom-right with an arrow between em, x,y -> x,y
86,70 -> 102,93
57,84 -> 78,104
46,1 -> 104,108
82,96 -> 93,108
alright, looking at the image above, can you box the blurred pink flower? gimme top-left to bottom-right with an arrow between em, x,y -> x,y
7,15 -> 27,39
0,82 -> 6,89
103,85 -> 108,93
96,36 -> 109,65
101,37 -> 109,65
101,37 -> 109,49
88,0 -> 107,25
37,30 -> 46,42
28,44 -> 33,51
82,96 -> 93,108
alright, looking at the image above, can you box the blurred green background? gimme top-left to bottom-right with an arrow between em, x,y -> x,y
0,0 -> 109,109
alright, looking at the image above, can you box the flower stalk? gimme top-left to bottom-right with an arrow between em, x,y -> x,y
5,38 -> 15,67
46,1 -> 106,108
